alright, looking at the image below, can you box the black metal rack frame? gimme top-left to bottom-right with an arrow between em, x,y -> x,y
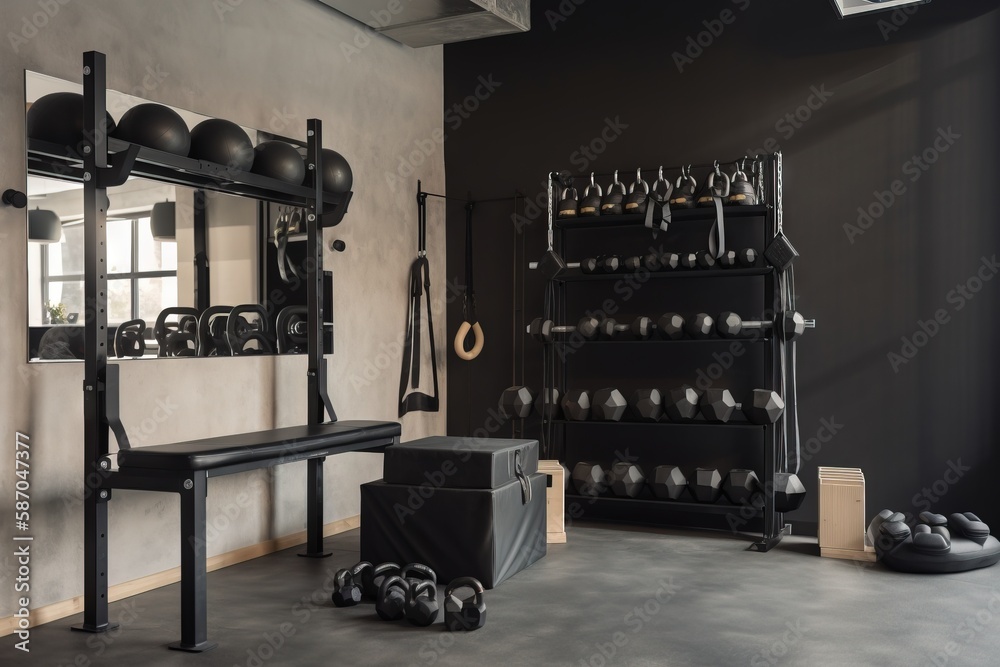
27,51 -> 349,638
535,155 -> 791,552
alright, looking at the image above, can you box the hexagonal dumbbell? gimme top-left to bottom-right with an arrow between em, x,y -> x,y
743,389 -> 785,424
498,386 -> 535,420
534,388 -> 561,420
657,313 -> 685,340
679,252 -> 699,269
561,389 -> 591,421
718,248 -> 758,268
690,468 -> 723,503
699,388 -> 740,423
685,313 -> 715,338
608,462 -> 645,498
630,388 -> 663,422
664,386 -> 700,421
722,469 -> 763,506
715,311 -> 815,341
651,465 -> 688,500
630,316 -> 654,340
527,316 -> 601,343
696,251 -> 716,269
592,388 -> 627,421
571,462 -> 607,497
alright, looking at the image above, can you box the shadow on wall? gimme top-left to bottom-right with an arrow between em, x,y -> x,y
443,0 -> 1000,531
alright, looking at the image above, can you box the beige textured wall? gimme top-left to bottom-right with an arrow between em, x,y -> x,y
0,0 -> 447,616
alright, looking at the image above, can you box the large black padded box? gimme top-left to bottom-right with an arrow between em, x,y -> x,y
383,436 -> 538,489
361,437 -> 546,589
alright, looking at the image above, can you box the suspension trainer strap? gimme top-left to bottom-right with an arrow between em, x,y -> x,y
399,188 -> 439,416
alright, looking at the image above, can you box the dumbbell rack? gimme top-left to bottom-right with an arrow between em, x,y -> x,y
529,155 -> 792,552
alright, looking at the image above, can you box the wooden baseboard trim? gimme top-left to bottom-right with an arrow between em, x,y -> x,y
0,515 -> 360,637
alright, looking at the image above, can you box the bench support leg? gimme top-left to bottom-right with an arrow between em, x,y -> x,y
71,492 -> 119,635
169,472 -> 217,652
299,457 -> 332,558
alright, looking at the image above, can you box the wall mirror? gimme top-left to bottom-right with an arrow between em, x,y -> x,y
24,71 -> 317,362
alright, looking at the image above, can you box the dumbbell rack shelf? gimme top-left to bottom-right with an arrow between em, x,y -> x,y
531,154 -> 792,552
555,204 -> 768,230
550,338 -> 772,345
552,267 -> 772,282
552,420 -> 766,429
566,494 -> 763,517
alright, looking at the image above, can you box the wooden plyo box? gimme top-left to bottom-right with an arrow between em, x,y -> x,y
539,460 -> 567,544
818,467 -> 876,562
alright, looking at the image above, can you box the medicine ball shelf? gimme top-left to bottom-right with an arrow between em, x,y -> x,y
27,136 -> 352,224
522,154 -> 797,552
555,204 -> 768,230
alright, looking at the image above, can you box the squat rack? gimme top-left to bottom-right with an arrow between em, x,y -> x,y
25,51 -> 352,633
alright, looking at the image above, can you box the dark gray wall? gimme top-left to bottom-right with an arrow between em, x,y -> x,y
444,0 -> 1000,534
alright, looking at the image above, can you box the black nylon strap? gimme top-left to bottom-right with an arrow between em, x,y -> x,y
398,192 -> 439,416
707,195 -> 727,259
462,202 -> 477,324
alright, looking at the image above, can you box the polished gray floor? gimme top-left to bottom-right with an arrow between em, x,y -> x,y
4,523 -> 1000,666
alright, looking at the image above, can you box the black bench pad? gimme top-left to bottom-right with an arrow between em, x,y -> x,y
117,420 -> 400,472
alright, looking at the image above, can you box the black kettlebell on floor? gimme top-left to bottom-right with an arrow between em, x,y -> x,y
444,577 -> 487,632
623,168 -> 649,215
350,561 -> 374,599
697,162 -> 731,207
557,184 -> 579,218
578,173 -> 602,217
401,563 -> 437,587
405,580 -> 440,627
728,159 -> 757,206
367,562 -> 400,600
376,575 -> 409,621
601,170 -> 626,215
669,165 -> 697,209
332,569 -> 362,607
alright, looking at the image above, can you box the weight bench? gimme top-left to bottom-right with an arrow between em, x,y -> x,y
92,418 -> 400,652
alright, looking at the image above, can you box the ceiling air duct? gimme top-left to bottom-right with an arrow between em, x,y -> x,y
318,0 -> 530,47
831,0 -> 930,18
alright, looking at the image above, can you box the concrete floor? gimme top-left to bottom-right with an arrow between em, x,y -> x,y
4,524 -> 1000,666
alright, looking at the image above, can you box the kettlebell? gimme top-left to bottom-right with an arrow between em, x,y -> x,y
405,580 -> 440,627
696,162 -> 731,207
623,168 -> 649,215
728,162 -> 757,206
401,562 -> 437,587
375,575 -> 409,621
444,577 -> 487,632
668,165 -> 697,209
367,562 -> 400,600
331,568 -> 362,607
578,173 -> 603,217
600,170 -> 626,215
650,166 -> 673,207
350,561 -> 375,599
557,185 -> 579,218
